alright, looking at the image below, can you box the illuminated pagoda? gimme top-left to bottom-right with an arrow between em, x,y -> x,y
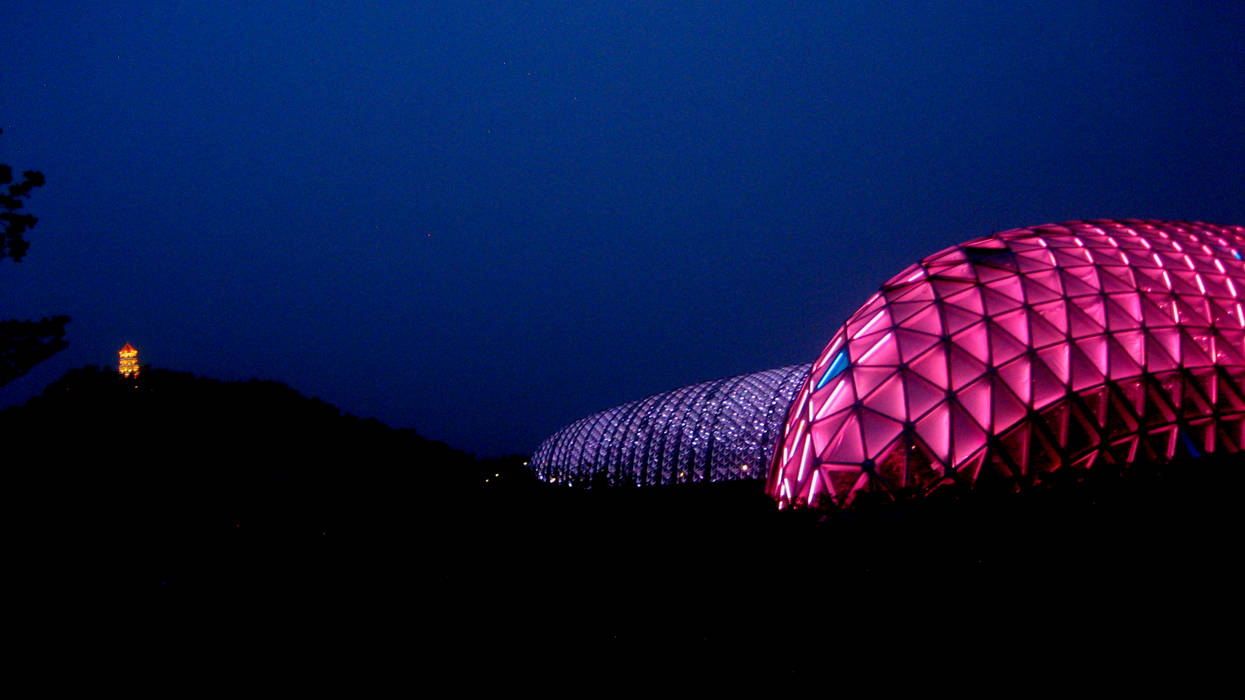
118,343 -> 140,379
769,220 -> 1245,509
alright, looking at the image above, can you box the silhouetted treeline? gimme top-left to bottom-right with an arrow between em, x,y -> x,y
5,365 -> 532,584
8,365 -> 1243,632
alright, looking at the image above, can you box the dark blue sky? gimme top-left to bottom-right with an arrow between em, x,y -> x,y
4,2 -> 1243,456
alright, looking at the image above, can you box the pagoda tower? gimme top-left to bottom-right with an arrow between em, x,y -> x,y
118,343 -> 139,378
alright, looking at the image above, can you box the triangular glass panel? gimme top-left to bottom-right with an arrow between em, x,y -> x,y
1052,247 -> 1093,268
1105,335 -> 1144,379
872,438 -> 908,491
1059,269 -> 1099,298
1025,268 -> 1065,296
1176,295 -> 1212,326
1170,271 -> 1204,296
1030,358 -> 1066,411
862,373 -> 907,421
1028,310 -> 1065,349
988,322 -> 1028,364
931,279 -> 975,298
1078,386 -> 1110,428
985,276 -> 1025,302
1201,273 -> 1234,299
1028,422 -> 1062,476
943,288 -> 985,314
825,466 -> 863,502
888,300 -> 933,325
942,305 -> 982,335
1097,265 -> 1137,293
1141,294 -> 1178,328
1105,389 -> 1140,440
1036,344 -> 1071,385
1117,377 -> 1146,418
906,437 -> 946,489
1144,335 -> 1180,373
1022,275 -> 1065,304
1145,377 -> 1178,424
895,328 -> 941,364
956,377 -> 992,431
1016,249 -> 1056,271
860,409 -> 906,460
1075,335 -> 1110,376
1039,401 -> 1070,448
983,286 -> 1023,315
1070,452 -> 1098,470
1151,328 -> 1183,364
997,355 -> 1032,405
848,329 -> 887,361
993,309 -> 1030,345
998,423 -> 1031,477
810,409 -> 853,456
1209,298 -> 1240,329
925,248 -> 967,266
1066,401 -> 1100,453
908,345 -> 949,388
1075,296 -> 1107,328
1108,436 -> 1139,465
958,451 -> 990,485
991,376 -> 1028,435
932,262 -> 977,282
902,369 -> 947,421
1180,329 -> 1214,368
848,308 -> 891,339
951,402 -> 988,466
951,323 -> 991,365
852,366 -> 896,400
975,264 -> 1016,283
812,374 -> 855,420
1149,425 -> 1178,460
1067,302 -> 1106,338
1215,370 -> 1245,411
1104,293 -> 1142,331
1181,376 -> 1213,420
1064,265 -> 1102,293
857,332 -> 901,366
1134,267 -> 1170,293
1032,300 -> 1069,334
819,412 -> 866,464
915,407 -> 951,464
886,280 -> 936,303
1214,328 -> 1245,365
900,304 -> 943,335
948,344 -> 989,390
1189,368 -> 1218,406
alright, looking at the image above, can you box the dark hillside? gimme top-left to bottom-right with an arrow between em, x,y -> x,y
8,366 -> 1242,629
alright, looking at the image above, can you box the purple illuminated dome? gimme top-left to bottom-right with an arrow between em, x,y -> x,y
769,220 -> 1245,508
532,365 -> 810,487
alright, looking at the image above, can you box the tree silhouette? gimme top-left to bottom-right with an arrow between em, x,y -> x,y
1,128 -> 68,387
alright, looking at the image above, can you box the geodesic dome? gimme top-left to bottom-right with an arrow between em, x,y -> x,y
769,220 -> 1245,508
533,364 -> 810,487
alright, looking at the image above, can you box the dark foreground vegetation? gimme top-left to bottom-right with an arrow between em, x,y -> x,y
9,366 -> 1244,635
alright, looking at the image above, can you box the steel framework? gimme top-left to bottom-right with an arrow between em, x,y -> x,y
769,220 -> 1245,508
533,364 -> 810,487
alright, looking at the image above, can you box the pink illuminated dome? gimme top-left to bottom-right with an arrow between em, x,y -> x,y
768,220 -> 1245,508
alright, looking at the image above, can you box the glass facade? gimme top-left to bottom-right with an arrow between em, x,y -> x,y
533,364 -> 810,487
770,220 -> 1245,508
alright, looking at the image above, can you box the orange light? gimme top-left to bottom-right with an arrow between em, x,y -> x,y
118,343 -> 140,378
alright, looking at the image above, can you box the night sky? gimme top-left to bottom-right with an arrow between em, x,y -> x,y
3,2 -> 1243,457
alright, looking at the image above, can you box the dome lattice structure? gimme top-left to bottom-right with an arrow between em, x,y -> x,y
769,220 -> 1245,508
533,364 -> 810,487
